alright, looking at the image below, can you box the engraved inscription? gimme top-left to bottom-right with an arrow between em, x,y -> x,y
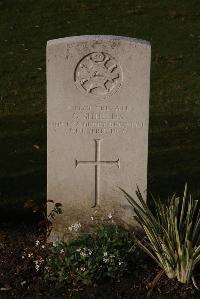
74,52 -> 123,98
50,104 -> 145,135
75,139 -> 120,207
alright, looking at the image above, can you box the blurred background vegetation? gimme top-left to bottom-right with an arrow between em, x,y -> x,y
0,0 -> 199,221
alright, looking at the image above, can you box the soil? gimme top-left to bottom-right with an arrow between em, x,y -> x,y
0,223 -> 199,298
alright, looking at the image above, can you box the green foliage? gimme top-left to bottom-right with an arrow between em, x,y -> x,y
120,184 -> 200,283
24,199 -> 63,235
45,224 -> 144,288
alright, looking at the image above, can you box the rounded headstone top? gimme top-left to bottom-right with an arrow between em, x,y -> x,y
47,35 -> 151,48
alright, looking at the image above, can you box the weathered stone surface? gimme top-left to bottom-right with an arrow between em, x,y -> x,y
47,35 -> 151,240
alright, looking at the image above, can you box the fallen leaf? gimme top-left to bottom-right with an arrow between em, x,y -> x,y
33,144 -> 40,150
0,286 -> 12,291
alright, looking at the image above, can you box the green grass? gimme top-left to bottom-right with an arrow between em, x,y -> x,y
0,0 -> 200,217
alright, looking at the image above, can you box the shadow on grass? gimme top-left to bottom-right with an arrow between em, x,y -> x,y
0,113 -> 46,222
147,112 -> 200,203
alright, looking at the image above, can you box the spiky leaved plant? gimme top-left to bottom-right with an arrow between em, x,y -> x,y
120,184 -> 200,284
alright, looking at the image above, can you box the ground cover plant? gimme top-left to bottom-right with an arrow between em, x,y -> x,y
45,225 -> 144,289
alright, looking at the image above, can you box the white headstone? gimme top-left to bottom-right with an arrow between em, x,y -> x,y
47,35 -> 151,240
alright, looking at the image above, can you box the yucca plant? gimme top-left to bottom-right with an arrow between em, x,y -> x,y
120,184 -> 200,284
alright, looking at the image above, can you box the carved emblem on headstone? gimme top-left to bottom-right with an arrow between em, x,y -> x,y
74,52 -> 123,98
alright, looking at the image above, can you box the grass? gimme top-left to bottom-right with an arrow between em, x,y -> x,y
0,0 -> 200,218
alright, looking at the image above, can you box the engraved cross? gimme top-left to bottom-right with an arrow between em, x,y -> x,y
75,139 -> 120,207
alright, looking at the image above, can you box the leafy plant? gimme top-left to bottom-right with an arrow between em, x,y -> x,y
24,199 -> 63,236
45,224 -> 144,288
120,184 -> 200,284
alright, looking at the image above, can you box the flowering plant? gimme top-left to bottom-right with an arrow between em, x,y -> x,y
18,238 -> 47,290
45,224 -> 143,288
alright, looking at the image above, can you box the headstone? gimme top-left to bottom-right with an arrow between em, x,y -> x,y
47,35 -> 151,240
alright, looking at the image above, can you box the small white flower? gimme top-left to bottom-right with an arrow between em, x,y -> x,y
52,242 -> 57,247
103,257 -> 109,263
68,222 -> 81,232
80,267 -> 85,272
74,222 -> 81,231
119,261 -> 123,266
35,265 -> 40,271
60,249 -> 64,254
76,248 -> 81,252
108,213 -> 112,219
34,258 -> 44,271
41,245 -> 45,249
22,255 -> 25,259
80,251 -> 87,257
88,249 -> 92,255
35,240 -> 40,246
68,226 -> 73,232
91,216 -> 94,221
21,281 -> 26,286
103,252 -> 108,257
28,253 -> 33,258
